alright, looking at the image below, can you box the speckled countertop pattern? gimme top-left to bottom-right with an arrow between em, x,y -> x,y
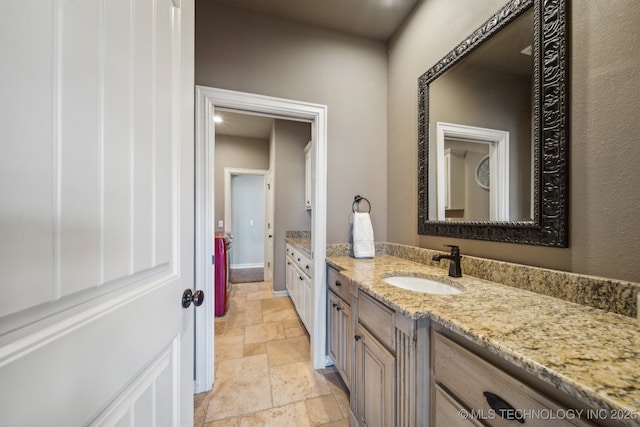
286,237 -> 312,256
326,254 -> 640,425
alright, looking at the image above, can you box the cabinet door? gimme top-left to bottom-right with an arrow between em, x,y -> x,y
339,303 -> 352,388
328,291 -> 341,367
303,274 -> 313,330
355,324 -> 395,427
285,258 -> 294,294
294,271 -> 307,329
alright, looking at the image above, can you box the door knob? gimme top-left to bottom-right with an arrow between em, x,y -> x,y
182,289 -> 204,308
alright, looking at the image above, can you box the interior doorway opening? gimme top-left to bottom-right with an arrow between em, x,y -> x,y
224,168 -> 268,283
194,87 -> 328,394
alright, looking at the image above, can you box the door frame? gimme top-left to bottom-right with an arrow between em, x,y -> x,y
224,167 -> 269,271
435,122 -> 510,221
194,86 -> 328,393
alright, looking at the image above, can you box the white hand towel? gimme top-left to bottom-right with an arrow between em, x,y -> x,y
353,212 -> 375,258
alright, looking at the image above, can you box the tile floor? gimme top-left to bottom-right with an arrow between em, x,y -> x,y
194,281 -> 350,426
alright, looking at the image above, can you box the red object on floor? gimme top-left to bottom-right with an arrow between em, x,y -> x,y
214,234 -> 229,317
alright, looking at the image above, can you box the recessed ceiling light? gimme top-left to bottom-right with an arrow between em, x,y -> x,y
214,115 -> 223,123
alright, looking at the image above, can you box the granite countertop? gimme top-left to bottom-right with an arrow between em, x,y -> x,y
286,237 -> 312,257
326,254 -> 640,425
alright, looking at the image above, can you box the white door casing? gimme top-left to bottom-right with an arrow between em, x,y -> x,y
435,122 -> 510,221
0,0 -> 195,425
195,87 -> 328,393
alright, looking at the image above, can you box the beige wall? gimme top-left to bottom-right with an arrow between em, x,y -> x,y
196,1 -> 388,244
388,0 -> 640,282
214,134 -> 270,233
272,120 -> 312,291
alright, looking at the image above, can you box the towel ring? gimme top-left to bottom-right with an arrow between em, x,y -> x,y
352,195 -> 371,213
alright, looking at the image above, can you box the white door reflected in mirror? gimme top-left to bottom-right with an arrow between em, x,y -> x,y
435,122 -> 514,222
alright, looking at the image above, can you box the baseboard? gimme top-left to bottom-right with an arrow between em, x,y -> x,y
272,290 -> 289,298
230,263 -> 264,269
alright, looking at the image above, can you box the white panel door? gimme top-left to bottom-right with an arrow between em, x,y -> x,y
0,0 -> 195,425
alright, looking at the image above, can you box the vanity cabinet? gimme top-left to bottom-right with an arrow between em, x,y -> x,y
432,332 -> 595,427
286,244 -> 313,332
326,266 -> 431,427
327,267 -> 353,390
354,322 -> 396,427
328,290 -> 352,388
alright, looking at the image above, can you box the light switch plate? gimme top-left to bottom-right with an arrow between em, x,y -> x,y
218,220 -> 223,228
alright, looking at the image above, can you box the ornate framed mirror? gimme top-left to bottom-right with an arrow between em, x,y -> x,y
417,0 -> 568,247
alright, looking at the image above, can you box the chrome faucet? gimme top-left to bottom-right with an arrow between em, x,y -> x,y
432,245 -> 463,278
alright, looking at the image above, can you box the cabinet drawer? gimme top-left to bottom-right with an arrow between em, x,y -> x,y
327,267 -> 351,304
292,247 -> 312,278
433,333 -> 593,427
434,384 -> 483,427
358,291 -> 395,350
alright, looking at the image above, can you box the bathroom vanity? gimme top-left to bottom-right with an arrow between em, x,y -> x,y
285,238 -> 314,332
326,247 -> 640,427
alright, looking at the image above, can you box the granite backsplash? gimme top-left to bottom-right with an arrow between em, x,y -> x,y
326,242 -> 639,318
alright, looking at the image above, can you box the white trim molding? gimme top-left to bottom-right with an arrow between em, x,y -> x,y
194,87 -> 328,393
435,122 -> 510,221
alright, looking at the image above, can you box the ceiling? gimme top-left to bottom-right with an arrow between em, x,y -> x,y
214,110 -> 274,139
212,0 -> 420,41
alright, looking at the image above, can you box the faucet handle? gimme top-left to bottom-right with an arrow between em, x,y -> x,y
444,244 -> 460,253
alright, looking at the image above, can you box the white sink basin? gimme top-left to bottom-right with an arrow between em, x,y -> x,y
383,276 -> 463,295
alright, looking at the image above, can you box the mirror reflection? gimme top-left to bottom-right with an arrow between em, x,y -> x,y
429,8 -> 534,222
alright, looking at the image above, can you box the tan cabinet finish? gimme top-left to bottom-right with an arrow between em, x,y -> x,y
327,266 -> 430,427
434,384 -> 483,427
432,332 -> 595,427
354,324 -> 396,427
328,290 -> 352,388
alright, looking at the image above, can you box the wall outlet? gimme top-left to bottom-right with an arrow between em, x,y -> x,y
218,220 -> 223,228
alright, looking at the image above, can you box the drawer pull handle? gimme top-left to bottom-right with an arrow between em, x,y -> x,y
336,306 -> 342,312
483,392 -> 524,424
335,281 -> 342,287
332,303 -> 337,308
354,335 -> 361,341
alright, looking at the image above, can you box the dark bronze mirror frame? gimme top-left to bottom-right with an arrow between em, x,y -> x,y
417,0 -> 568,247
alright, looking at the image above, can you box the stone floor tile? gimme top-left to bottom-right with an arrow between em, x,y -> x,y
266,336 -> 310,367
214,335 -> 244,361
244,322 -> 285,344
270,361 -> 331,407
207,354 -> 273,421
304,395 -> 343,425
237,401 -> 311,427
204,417 -> 239,427
243,342 -> 267,357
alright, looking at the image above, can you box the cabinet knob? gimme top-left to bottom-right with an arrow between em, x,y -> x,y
336,306 -> 342,312
335,281 -> 342,287
332,303 -> 337,308
354,335 -> 361,341
297,258 -> 301,262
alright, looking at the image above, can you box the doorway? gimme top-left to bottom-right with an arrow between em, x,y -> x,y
224,168 -> 268,283
194,87 -> 328,393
